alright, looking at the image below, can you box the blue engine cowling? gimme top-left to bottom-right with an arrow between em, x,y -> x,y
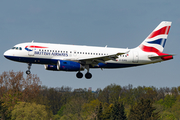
45,60 -> 84,71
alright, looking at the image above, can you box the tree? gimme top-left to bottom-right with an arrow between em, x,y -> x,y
163,94 -> 176,108
98,84 -> 122,104
97,102 -> 103,120
170,95 -> 180,119
0,100 -> 11,120
111,102 -> 127,120
102,103 -> 112,120
82,99 -> 101,119
0,71 -> 41,110
128,98 -> 160,120
63,97 -> 87,120
11,102 -> 49,120
38,86 -> 72,116
57,105 -> 66,117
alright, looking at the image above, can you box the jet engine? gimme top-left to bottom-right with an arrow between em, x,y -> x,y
45,60 -> 84,71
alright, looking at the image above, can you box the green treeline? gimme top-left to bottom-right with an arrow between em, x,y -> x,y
0,71 -> 180,120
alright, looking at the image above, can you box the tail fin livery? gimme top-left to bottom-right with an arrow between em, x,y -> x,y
139,21 -> 172,53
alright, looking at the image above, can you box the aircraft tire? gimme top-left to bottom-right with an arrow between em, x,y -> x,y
76,72 -> 83,78
85,72 -> 92,79
26,70 -> 31,75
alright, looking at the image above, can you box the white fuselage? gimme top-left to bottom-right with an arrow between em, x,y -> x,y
4,42 -> 162,69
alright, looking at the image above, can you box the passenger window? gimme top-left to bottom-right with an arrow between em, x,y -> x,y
19,47 -> 22,50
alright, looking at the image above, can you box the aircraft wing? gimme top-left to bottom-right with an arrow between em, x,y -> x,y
77,51 -> 129,65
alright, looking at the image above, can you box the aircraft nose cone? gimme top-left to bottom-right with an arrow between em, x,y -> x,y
4,51 -> 8,57
4,50 -> 11,59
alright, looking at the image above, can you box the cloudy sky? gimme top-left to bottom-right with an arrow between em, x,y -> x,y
0,0 -> 179,90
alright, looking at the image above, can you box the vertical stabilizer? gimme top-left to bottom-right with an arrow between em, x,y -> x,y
139,21 -> 172,53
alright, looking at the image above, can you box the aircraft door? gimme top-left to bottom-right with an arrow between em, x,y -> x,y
132,51 -> 139,63
28,45 -> 34,56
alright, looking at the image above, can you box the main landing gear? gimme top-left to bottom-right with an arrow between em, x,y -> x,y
26,63 -> 32,75
76,72 -> 92,79
76,72 -> 83,78
76,65 -> 92,79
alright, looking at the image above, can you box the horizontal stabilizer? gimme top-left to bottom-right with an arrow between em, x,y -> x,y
149,54 -> 174,60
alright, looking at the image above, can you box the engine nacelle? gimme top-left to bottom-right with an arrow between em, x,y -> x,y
57,60 -> 84,71
45,60 -> 84,71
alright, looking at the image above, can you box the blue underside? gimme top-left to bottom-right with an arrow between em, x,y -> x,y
4,56 -> 142,68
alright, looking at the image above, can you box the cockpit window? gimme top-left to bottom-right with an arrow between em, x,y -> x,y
11,47 -> 22,50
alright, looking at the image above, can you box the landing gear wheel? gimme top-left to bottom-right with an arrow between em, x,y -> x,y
26,70 -> 31,75
85,72 -> 92,79
76,72 -> 83,78
26,63 -> 32,75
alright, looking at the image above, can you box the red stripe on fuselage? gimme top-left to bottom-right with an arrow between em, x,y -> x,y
148,26 -> 170,39
25,46 -> 48,48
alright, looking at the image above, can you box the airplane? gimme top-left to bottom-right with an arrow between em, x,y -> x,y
4,21 -> 173,79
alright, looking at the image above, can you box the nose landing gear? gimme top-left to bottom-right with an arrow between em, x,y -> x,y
26,63 -> 32,75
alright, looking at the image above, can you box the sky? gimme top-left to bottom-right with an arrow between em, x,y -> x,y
0,0 -> 179,90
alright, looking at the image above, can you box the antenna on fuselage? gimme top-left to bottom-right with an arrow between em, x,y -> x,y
32,40 -> 34,43
105,45 -> 107,48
